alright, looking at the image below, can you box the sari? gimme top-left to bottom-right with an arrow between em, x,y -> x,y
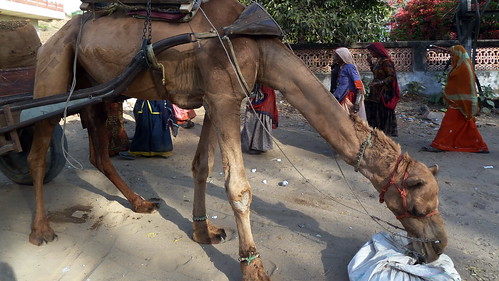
365,42 -> 399,137
128,100 -> 177,157
172,105 -> 196,126
241,85 -> 278,153
331,48 -> 367,121
431,45 -> 488,152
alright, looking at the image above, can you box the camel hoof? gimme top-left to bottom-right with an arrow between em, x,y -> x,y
29,227 -> 57,246
134,200 -> 158,213
192,220 -> 227,244
241,258 -> 270,281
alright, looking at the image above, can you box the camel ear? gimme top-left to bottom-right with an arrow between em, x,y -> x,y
428,164 -> 439,175
406,177 -> 426,188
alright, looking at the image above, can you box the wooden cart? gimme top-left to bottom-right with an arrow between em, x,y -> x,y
0,65 -> 70,185
0,32 -> 199,185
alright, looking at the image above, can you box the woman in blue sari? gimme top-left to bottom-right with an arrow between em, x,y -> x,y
330,47 -> 367,121
120,100 -> 178,159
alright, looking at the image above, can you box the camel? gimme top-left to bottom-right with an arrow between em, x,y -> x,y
28,0 -> 448,280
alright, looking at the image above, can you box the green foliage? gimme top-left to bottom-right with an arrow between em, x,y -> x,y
403,81 -> 426,95
239,0 -> 394,44
39,23 -> 49,32
434,71 -> 448,90
427,93 -> 445,105
478,85 -> 498,114
427,72 -> 448,105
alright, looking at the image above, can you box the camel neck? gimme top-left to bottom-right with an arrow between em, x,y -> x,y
350,123 -> 402,190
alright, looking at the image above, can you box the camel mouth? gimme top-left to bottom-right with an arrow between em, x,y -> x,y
408,247 -> 427,264
408,237 -> 446,264
401,213 -> 448,264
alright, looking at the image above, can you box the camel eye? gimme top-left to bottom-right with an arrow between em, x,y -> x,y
411,182 -> 424,188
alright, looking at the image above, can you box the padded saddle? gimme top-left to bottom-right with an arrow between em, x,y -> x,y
80,0 -> 199,15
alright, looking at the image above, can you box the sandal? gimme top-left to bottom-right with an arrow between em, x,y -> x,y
119,151 -> 136,160
179,120 -> 195,129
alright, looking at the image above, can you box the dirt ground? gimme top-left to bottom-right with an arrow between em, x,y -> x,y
0,93 -> 498,281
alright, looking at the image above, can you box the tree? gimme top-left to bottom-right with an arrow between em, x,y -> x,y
239,0 -> 394,44
390,0 -> 498,40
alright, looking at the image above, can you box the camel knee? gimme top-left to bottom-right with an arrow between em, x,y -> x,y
231,190 -> 252,214
192,154 -> 211,182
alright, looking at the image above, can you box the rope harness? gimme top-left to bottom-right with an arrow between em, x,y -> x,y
379,155 -> 439,220
354,130 -> 374,172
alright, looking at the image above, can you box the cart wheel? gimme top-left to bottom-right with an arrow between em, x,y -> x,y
0,124 -> 67,185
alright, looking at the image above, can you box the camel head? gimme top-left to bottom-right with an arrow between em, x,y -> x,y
379,154 -> 447,263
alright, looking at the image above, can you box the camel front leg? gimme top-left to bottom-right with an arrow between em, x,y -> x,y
206,98 -> 269,281
28,119 -> 58,245
81,103 -> 157,213
191,112 -> 227,243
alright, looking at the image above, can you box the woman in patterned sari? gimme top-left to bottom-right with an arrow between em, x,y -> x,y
365,42 -> 400,137
429,45 -> 488,153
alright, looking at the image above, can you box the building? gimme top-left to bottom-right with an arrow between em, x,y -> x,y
0,0 -> 65,28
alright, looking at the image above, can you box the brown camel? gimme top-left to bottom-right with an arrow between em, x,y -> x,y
28,1 -> 447,280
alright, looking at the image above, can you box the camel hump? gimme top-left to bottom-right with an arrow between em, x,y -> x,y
223,3 -> 283,38
0,21 -> 41,69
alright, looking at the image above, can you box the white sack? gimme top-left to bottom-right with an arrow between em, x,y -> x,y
348,232 -> 461,281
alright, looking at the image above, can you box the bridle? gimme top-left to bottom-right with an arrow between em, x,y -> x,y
352,131 -> 442,244
379,155 -> 439,220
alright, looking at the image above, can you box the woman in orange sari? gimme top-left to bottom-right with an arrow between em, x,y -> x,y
429,45 -> 488,153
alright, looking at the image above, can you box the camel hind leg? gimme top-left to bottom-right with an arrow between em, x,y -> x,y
27,22 -> 80,245
191,113 -> 227,243
80,102 -> 157,213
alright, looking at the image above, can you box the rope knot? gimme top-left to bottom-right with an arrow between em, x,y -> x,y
239,252 -> 260,265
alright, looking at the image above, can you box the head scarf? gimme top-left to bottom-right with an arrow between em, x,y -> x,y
367,42 -> 400,110
335,47 -> 355,65
367,42 -> 391,59
444,45 -> 478,119
335,47 -> 365,95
